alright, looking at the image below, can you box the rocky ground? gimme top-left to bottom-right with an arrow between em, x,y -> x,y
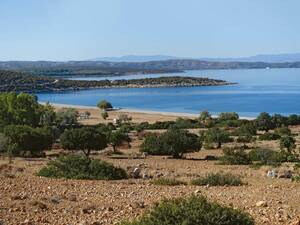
1,109 -> 300,225
1,141 -> 300,225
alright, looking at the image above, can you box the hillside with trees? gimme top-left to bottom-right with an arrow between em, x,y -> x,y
1,60 -> 300,77
0,70 -> 232,92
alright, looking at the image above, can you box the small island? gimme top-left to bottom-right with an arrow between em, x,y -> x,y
0,70 -> 234,92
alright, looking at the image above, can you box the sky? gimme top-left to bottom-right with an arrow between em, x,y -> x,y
1,0 -> 300,61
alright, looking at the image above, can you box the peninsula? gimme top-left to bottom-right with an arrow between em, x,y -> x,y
0,70 -> 233,92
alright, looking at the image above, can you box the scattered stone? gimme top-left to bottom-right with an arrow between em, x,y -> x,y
91,222 -> 101,225
68,194 -> 77,202
292,218 -> 300,225
31,200 -> 48,210
11,193 -> 27,200
131,201 -> 145,209
132,167 -> 141,179
20,219 -> 34,225
79,220 -> 88,225
267,170 -> 278,178
194,189 -> 201,194
278,170 -> 292,179
256,201 -> 268,207
81,205 -> 96,214
49,196 -> 61,204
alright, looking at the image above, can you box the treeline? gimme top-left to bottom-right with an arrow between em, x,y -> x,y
135,111 -> 300,130
0,70 -> 230,92
0,92 -> 131,158
1,60 -> 300,74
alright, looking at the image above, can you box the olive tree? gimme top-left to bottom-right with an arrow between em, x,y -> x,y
219,112 -> 239,121
60,127 -> 107,157
0,133 -> 9,153
256,112 -> 275,132
141,128 -> 201,158
3,125 -> 54,157
109,130 -> 131,152
199,111 -> 211,122
205,127 -> 231,148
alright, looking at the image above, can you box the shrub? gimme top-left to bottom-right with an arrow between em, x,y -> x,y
120,195 -> 254,225
37,155 -> 127,180
274,126 -> 291,136
258,132 -> 280,141
219,147 -> 252,165
140,128 -> 201,158
292,176 -> 300,182
280,135 -> 296,152
235,123 -> 257,136
248,149 -> 283,166
219,119 -> 242,128
236,133 -> 255,147
287,114 -> 300,125
191,172 -> 243,186
151,178 -> 187,186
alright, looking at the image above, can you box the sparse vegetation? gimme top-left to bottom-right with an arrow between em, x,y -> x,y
259,132 -> 280,141
37,155 -> 128,180
191,172 -> 243,186
219,147 -> 252,165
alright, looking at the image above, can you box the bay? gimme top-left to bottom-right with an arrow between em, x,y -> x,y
37,68 -> 300,117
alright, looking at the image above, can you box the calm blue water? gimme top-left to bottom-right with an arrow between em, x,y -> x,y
37,68 -> 300,117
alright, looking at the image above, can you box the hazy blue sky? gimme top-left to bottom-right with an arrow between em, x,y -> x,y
1,0 -> 300,61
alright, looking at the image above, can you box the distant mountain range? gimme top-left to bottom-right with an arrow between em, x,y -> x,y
91,53 -> 300,63
90,55 -> 179,62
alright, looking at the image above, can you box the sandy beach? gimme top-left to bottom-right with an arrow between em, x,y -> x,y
41,102 -> 255,125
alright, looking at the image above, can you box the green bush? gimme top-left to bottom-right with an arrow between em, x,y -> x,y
259,132 -> 280,141
37,155 -> 127,180
151,178 -> 187,186
274,126 -> 291,136
292,175 -> 300,182
191,172 -> 243,186
120,195 -> 254,225
219,147 -> 252,165
248,148 -> 299,165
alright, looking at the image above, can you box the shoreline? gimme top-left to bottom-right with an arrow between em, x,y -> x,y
40,102 -> 256,120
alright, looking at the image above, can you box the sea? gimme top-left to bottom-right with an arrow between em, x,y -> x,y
37,68 -> 300,117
